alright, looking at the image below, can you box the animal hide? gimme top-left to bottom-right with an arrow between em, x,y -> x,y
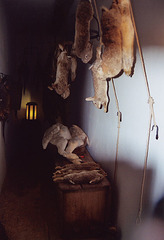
101,0 -> 135,77
42,123 -> 89,164
65,125 -> 89,154
51,43 -> 77,99
86,46 -> 109,112
86,0 -> 135,112
73,0 -> 93,63
118,0 -> 135,76
70,55 -> 77,82
0,76 -> 10,121
55,162 -> 103,174
42,123 -> 71,156
101,3 -> 122,78
53,169 -> 106,184
53,162 -> 107,184
51,44 -> 71,99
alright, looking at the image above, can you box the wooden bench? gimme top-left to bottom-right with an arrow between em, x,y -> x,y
53,147 -> 111,238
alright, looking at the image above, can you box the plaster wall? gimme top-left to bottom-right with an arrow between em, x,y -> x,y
78,1 -> 164,239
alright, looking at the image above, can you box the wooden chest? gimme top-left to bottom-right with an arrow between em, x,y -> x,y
54,148 -> 111,237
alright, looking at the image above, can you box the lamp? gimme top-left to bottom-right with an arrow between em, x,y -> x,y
25,102 -> 38,120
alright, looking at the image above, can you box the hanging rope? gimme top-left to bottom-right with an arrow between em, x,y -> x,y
129,0 -> 159,224
129,0 -> 158,136
136,114 -> 152,224
111,78 -> 122,184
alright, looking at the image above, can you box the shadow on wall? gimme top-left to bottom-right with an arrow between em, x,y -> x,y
153,194 -> 164,220
96,158 -> 154,238
69,60 -> 90,126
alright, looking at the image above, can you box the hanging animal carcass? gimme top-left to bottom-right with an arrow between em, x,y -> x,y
72,0 -> 94,63
101,3 -> 123,78
101,0 -> 135,78
86,46 -> 109,112
51,43 -> 77,99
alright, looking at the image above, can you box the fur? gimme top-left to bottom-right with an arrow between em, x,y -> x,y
118,0 -> 135,76
51,43 -> 77,99
70,55 -> 77,81
53,169 -> 106,184
86,46 -> 109,112
101,4 -> 122,77
54,162 -> 107,178
42,123 -> 71,157
101,0 -> 135,77
73,0 -> 93,63
42,123 -> 89,164
51,45 -> 71,99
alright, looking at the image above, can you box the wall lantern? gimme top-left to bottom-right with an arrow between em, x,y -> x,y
25,102 -> 38,120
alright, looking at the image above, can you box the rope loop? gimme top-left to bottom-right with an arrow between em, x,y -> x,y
148,96 -> 154,105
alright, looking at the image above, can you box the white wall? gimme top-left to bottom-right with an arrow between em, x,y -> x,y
81,47 -> 164,239
78,0 -> 164,238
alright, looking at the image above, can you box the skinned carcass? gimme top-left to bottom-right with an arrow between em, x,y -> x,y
86,46 -> 109,112
72,0 -> 93,63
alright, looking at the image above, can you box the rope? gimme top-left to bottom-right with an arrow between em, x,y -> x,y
129,0 -> 159,223
129,0 -> 157,131
136,114 -> 152,224
111,78 -> 122,184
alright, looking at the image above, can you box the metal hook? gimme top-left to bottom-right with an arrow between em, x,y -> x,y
151,125 -> 159,140
117,111 -> 122,122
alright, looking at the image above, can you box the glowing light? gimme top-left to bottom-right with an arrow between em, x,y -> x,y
26,102 -> 38,120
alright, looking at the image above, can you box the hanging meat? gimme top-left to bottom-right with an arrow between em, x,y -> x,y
72,0 -> 94,63
86,46 -> 109,113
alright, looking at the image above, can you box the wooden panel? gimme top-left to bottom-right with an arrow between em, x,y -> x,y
54,147 -> 111,236
65,189 -> 107,223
